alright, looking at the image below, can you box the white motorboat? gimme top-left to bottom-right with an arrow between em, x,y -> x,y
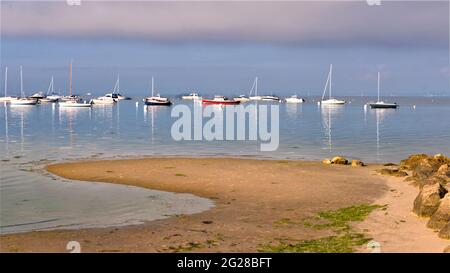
92,96 -> 117,105
59,98 -> 92,107
285,95 -> 305,103
9,66 -> 37,106
30,91 -> 45,100
233,95 -> 250,102
0,67 -> 16,102
181,92 -> 201,100
366,72 -> 398,109
320,64 -> 346,105
261,95 -> 280,102
144,77 -> 172,106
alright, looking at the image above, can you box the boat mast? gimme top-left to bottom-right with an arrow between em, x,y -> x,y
329,64 -> 332,99
151,77 -> 154,97
114,74 -> 120,94
69,60 -> 73,97
4,66 -> 7,97
20,65 -> 24,97
377,71 -> 380,102
255,77 -> 258,97
117,74 -> 120,94
321,66 -> 330,101
47,76 -> 54,96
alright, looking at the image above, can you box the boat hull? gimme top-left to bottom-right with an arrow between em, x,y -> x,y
202,99 -> 240,105
368,103 -> 398,109
144,101 -> 172,106
59,102 -> 92,107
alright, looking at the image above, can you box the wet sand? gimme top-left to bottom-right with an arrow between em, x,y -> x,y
0,157 -> 447,252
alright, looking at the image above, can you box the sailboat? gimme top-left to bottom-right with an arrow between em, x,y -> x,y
40,76 -> 61,102
367,72 -> 398,109
104,74 -> 131,100
233,78 -> 256,102
144,77 -> 172,106
10,66 -> 38,105
0,67 -> 16,102
248,77 -> 262,101
59,61 -> 92,108
320,64 -> 346,105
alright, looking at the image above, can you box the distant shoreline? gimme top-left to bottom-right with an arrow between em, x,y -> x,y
0,157 -> 448,252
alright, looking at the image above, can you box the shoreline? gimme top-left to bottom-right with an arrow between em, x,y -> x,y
1,157 -> 448,252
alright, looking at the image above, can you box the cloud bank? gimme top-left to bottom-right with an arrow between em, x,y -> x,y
1,1 -> 448,48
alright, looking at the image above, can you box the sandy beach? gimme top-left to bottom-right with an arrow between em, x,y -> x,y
0,157 -> 448,252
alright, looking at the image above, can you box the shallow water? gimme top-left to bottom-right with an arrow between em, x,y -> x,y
0,97 -> 449,234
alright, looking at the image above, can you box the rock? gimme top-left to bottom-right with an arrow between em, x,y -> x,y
351,160 -> 365,167
331,156 -> 348,165
378,168 -> 408,177
322,159 -> 332,165
399,154 -> 430,170
444,244 -> 450,253
439,222 -> 450,240
436,164 -> 450,177
413,184 -> 445,217
427,193 -> 450,230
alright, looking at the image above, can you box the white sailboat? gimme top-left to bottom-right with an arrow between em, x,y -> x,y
0,67 -> 16,102
320,64 -> 346,105
248,77 -> 262,100
367,72 -> 398,109
104,74 -> 131,100
40,76 -> 61,102
233,78 -> 256,102
10,66 -> 38,105
144,77 -> 172,106
59,61 -> 92,108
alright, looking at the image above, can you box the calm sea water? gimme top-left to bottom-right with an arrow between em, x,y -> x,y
1,96 -> 449,234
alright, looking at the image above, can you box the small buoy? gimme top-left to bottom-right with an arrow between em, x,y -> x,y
413,105 -> 416,109
317,101 -> 321,106
363,104 -> 367,110
135,101 -> 139,107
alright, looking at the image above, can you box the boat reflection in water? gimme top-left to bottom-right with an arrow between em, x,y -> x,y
320,104 -> 344,153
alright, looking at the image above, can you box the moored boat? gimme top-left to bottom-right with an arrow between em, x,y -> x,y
285,95 -> 305,103
233,95 -> 250,102
366,72 -> 398,109
144,77 -> 172,106
181,92 -> 201,100
92,96 -> 117,105
59,60 -> 92,108
320,64 -> 346,105
202,96 -> 240,105
9,66 -> 37,106
261,95 -> 280,102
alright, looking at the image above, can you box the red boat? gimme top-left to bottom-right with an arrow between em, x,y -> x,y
202,96 -> 240,105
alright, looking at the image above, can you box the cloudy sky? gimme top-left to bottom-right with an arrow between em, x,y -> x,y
1,0 -> 449,96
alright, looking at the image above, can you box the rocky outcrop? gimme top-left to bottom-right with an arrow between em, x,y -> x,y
439,222 -> 450,240
321,157 -> 366,167
380,153 -> 450,242
427,193 -> 450,230
351,160 -> 364,167
331,156 -> 348,165
413,184 -> 444,217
